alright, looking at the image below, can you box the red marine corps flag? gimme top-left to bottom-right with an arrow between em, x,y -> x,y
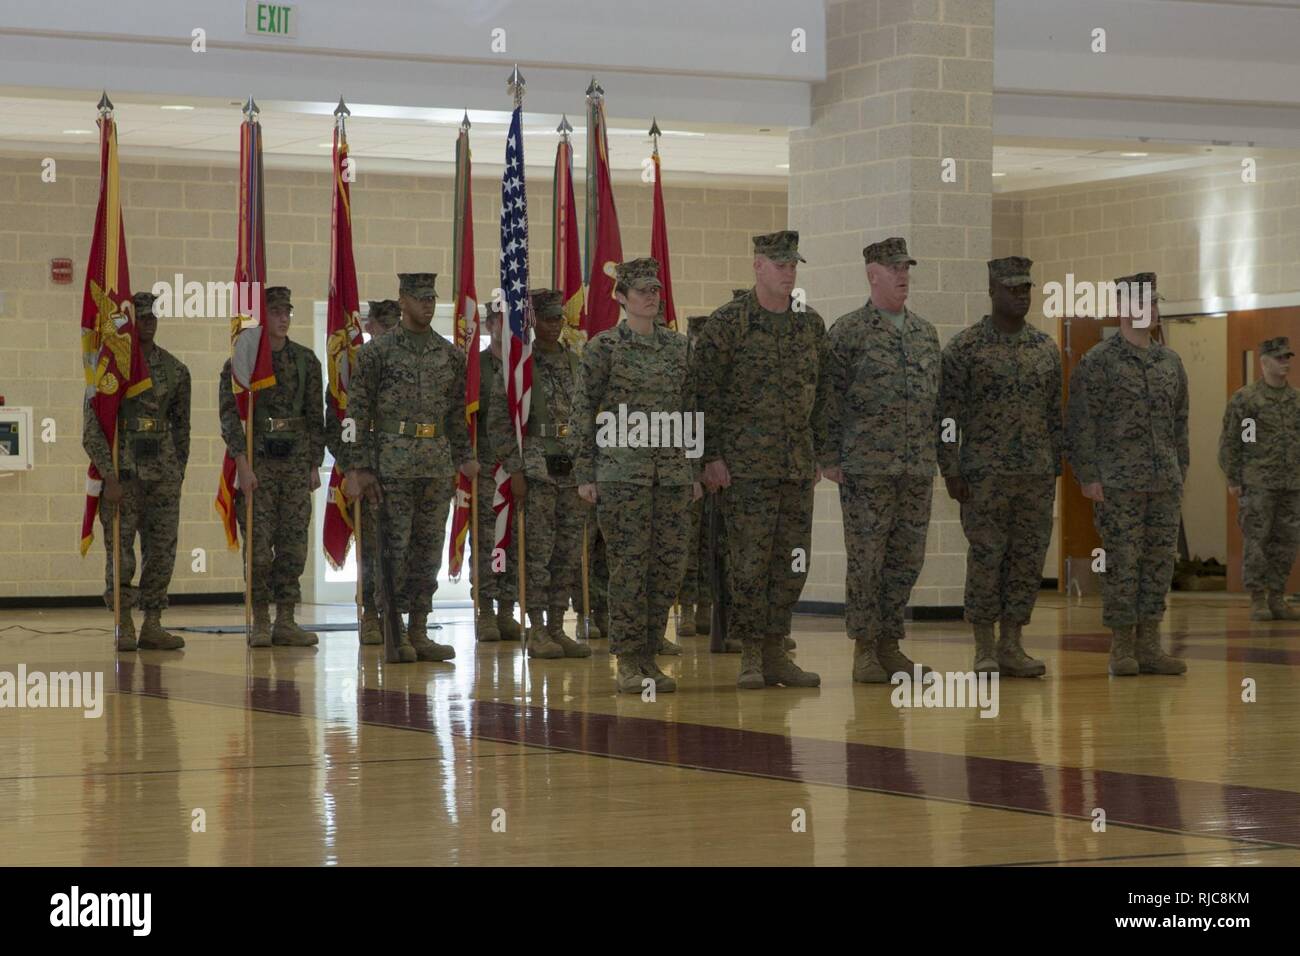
447,114 -> 480,584
553,115 -> 585,348
80,92 -> 151,557
215,97 -> 276,550
581,78 -> 623,339
648,119 -> 677,331
322,99 -> 363,569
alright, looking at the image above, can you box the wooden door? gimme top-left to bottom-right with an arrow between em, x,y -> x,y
1224,307 -> 1300,593
1058,316 -> 1118,593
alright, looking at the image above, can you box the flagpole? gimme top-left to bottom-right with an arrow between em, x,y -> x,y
98,94 -> 124,649
242,95 -> 259,648
353,497 -> 364,633
507,64 -> 530,651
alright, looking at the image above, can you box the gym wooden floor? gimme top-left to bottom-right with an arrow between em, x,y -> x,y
1,593 -> 1297,867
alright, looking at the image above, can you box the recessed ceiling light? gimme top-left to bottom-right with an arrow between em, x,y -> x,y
1121,152 -> 1148,157
62,129 -> 93,135
161,105 -> 194,111
776,163 -> 789,169
318,143 -> 334,148
992,172 -> 1006,177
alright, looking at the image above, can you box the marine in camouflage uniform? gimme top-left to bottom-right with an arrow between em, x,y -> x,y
471,302 -> 521,642
1066,272 -> 1188,675
572,258 -> 699,693
825,238 -> 940,683
219,286 -> 325,648
675,289 -> 749,648
327,299 -> 399,646
488,289 -> 590,660
1218,336 -> 1300,621
83,291 -> 192,652
345,273 -> 476,663
694,231 -> 829,690
939,256 -> 1061,677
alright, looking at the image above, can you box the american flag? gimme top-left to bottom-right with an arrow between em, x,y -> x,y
500,102 -> 532,458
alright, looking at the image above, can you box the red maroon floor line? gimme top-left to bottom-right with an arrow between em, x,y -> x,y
95,658 -> 1300,850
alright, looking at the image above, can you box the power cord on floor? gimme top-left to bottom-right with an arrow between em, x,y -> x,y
0,625 -> 114,635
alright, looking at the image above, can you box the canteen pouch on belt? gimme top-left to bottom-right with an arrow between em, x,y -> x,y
545,454 -> 574,477
131,437 -> 161,461
263,437 -> 296,460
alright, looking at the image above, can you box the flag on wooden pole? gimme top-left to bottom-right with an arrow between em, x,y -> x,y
79,95 -> 151,555
215,100 -> 276,549
322,105 -> 362,569
448,119 -> 480,580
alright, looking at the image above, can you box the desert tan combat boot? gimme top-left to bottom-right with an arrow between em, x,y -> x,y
996,621 -> 1046,678
1135,620 -> 1186,675
391,617 -> 417,663
249,603 -> 273,647
1108,626 -> 1139,676
736,641 -> 766,689
359,607 -> 383,645
761,636 -> 821,687
526,610 -> 563,659
476,604 -> 501,641
615,652 -> 647,694
972,623 -> 998,674
658,635 -> 683,655
272,603 -> 319,646
1268,592 -> 1300,621
548,608 -> 592,658
138,610 -> 185,650
694,602 -> 711,635
496,601 -> 523,641
783,636 -> 797,650
641,655 -> 678,694
877,630 -> 930,678
1250,591 -> 1273,620
407,616 -> 455,661
115,611 -> 137,652
722,637 -> 742,653
852,636 -> 888,683
678,605 -> 697,637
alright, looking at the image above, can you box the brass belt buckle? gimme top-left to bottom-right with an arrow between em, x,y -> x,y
414,422 -> 437,438
136,418 -> 158,433
268,418 -> 289,432
556,423 -> 569,438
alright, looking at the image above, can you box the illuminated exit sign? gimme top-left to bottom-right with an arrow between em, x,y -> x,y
246,2 -> 297,38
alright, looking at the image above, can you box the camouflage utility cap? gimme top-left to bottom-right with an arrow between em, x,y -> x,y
398,273 -> 438,299
132,291 -> 158,317
266,286 -> 293,311
1261,336 -> 1295,359
988,256 -> 1034,287
368,300 -> 401,327
615,258 -> 663,290
1114,271 -> 1165,302
529,289 -> 565,320
864,237 -> 917,266
753,230 -> 806,263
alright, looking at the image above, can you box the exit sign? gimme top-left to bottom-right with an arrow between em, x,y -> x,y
246,2 -> 296,38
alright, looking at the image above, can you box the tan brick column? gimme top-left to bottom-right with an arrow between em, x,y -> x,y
790,0 -> 994,608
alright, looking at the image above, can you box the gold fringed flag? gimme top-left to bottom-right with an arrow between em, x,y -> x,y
554,121 -> 585,350
80,100 -> 151,555
323,115 -> 362,569
215,105 -> 275,548
581,82 -> 623,339
649,137 -> 677,331
448,121 -> 479,581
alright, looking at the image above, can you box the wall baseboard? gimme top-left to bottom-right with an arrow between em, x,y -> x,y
0,593 -> 245,610
794,600 -> 965,621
